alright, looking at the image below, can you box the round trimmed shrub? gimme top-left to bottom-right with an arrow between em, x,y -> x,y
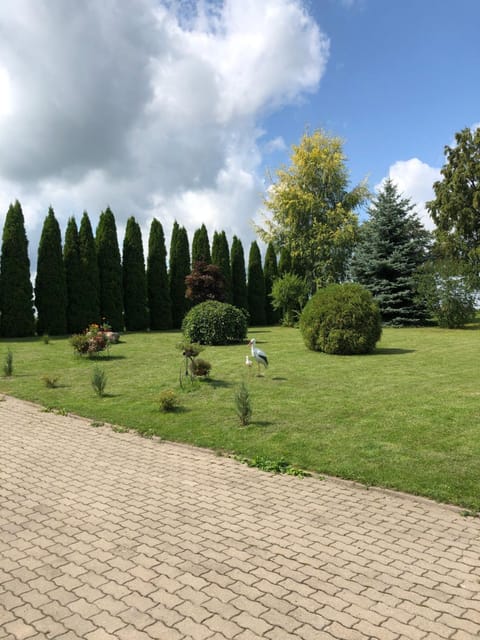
300,283 -> 382,355
182,300 -> 248,345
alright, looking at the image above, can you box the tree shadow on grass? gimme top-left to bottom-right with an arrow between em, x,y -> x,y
208,379 -> 233,389
373,348 -> 415,355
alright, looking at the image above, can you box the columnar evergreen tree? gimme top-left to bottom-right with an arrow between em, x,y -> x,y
247,241 -> 266,325
264,242 -> 280,324
169,222 -> 191,328
35,207 -> 67,335
0,201 -> 35,337
350,179 -> 430,326
191,224 -> 211,265
278,247 -> 292,276
230,235 -> 248,312
147,218 -> 172,330
122,216 -> 148,331
212,230 -> 232,303
64,217 -> 85,333
96,207 -> 124,331
78,211 -> 100,327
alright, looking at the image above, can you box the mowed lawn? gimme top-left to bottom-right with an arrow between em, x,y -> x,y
1,322 -> 479,511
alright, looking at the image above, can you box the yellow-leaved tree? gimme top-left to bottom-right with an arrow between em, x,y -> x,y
257,130 -> 369,292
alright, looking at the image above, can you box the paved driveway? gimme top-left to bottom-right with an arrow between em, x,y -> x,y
1,395 -> 479,639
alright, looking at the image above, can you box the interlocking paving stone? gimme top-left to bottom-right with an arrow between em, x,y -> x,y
1,395 -> 480,639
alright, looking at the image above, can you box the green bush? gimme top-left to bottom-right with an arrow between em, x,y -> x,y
182,300 -> 247,345
300,283 -> 382,355
159,389 -> 179,412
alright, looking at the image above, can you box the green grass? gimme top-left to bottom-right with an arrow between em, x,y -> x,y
1,323 -> 479,510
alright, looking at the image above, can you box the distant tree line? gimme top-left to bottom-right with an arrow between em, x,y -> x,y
0,204 -> 281,336
1,127 -> 478,337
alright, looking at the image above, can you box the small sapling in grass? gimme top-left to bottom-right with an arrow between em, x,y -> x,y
235,381 -> 252,426
3,350 -> 13,377
91,366 -> 107,397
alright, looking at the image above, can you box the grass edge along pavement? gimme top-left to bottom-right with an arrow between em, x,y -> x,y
0,322 -> 479,512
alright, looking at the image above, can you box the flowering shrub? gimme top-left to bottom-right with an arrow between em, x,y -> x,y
70,323 -> 112,356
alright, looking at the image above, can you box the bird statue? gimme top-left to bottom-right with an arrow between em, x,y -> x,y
248,338 -> 268,375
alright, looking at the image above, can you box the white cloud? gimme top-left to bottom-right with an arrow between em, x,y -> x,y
0,0 -> 328,265
377,158 -> 441,231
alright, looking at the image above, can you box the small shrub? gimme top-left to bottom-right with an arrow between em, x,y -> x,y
91,366 -> 107,397
300,283 -> 382,355
3,350 -> 13,377
235,381 -> 252,425
42,334 -> 50,344
189,358 -> 212,378
182,300 -> 247,345
42,374 -> 59,388
71,323 -> 110,356
159,389 -> 179,412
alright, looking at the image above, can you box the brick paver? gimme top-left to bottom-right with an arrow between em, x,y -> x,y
1,395 -> 480,639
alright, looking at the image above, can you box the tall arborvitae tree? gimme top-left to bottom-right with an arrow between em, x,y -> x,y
278,246 -> 292,276
0,201 -> 35,337
264,242 -> 280,324
147,218 -> 172,330
230,235 -> 248,313
96,207 -> 124,331
350,179 -> 430,326
35,207 -> 67,335
191,223 -> 211,265
212,230 -> 232,303
247,241 -> 266,325
78,211 -> 100,327
122,216 -> 148,331
169,222 -> 191,328
64,217 -> 85,333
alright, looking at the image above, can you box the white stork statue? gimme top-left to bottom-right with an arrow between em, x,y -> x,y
248,338 -> 268,375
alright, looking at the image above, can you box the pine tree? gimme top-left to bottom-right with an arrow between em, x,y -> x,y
230,235 -> 248,313
264,242 -> 280,324
96,207 -> 124,331
147,218 -> 172,330
247,241 -> 266,325
212,230 -> 232,303
0,201 -> 35,337
78,211 -> 100,327
35,207 -> 67,335
169,222 -> 191,328
351,179 -> 430,326
64,217 -> 85,333
191,224 -> 211,265
123,216 -> 148,331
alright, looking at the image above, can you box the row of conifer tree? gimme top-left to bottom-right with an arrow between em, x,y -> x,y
0,200 -> 287,337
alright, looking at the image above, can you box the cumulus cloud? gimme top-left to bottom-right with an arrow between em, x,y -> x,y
377,158 -> 441,231
0,0 -> 328,263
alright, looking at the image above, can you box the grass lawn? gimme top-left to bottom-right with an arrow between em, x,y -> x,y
1,323 -> 479,511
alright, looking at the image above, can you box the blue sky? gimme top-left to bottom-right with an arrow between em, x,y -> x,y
0,0 -> 478,264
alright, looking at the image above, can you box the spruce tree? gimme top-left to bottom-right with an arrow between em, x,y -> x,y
64,217 -> 85,333
35,207 -> 67,335
96,207 -> 124,331
230,235 -> 248,313
350,179 -> 430,326
264,242 -> 280,324
0,201 -> 35,337
191,223 -> 211,265
78,211 -> 100,327
212,230 -> 232,303
123,216 -> 148,331
147,218 -> 172,330
169,222 -> 191,328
